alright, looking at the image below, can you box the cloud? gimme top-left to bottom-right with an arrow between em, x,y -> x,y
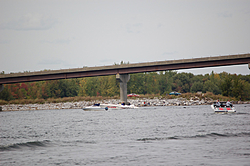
157,23 -> 163,28
0,39 -> 10,44
125,23 -> 143,33
0,13 -> 57,30
162,51 -> 178,55
217,11 -> 232,18
40,38 -> 71,44
38,59 -> 65,65
99,58 -> 117,64
37,58 -> 77,69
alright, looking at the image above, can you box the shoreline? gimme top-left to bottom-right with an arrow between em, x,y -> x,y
1,98 -> 249,112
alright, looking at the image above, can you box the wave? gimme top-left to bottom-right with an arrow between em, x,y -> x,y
205,132 -> 250,138
137,132 -> 250,142
236,112 -> 250,115
137,136 -> 178,141
0,140 -> 50,151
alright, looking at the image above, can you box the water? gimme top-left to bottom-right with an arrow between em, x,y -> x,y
1,105 -> 250,166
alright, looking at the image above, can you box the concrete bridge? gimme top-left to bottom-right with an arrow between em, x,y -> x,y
0,54 -> 250,104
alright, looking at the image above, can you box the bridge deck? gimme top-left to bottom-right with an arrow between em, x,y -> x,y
0,54 -> 249,84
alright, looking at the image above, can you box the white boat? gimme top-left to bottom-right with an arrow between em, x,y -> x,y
83,103 -> 138,111
100,103 -> 138,109
119,104 -> 139,109
211,102 -> 236,113
100,104 -> 121,110
83,104 -> 108,111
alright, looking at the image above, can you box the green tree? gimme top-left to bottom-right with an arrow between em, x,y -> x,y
220,74 -> 232,96
128,73 -> 146,94
190,74 -> 203,83
97,76 -> 118,96
203,80 -> 221,95
29,82 -> 41,99
0,84 -> 13,101
242,81 -> 250,100
190,82 -> 203,93
47,80 -> 61,98
164,71 -> 176,93
83,77 -> 98,96
158,71 -> 168,95
78,78 -> 88,96
231,75 -> 244,100
172,72 -> 191,93
59,79 -> 79,97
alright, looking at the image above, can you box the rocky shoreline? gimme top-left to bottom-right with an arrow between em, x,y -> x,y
1,97 -> 249,111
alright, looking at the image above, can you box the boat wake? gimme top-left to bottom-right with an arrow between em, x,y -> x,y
137,132 -> 250,142
0,140 -> 51,151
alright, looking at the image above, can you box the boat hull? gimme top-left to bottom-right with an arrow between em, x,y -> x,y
83,106 -> 108,111
83,104 -> 138,111
211,105 -> 236,113
120,105 -> 139,109
100,104 -> 138,109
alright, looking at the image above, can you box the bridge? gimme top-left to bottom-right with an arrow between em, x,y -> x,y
0,53 -> 250,104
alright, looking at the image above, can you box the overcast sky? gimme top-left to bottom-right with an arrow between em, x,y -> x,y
0,0 -> 249,75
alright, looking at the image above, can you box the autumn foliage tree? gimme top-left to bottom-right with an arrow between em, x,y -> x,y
0,71 -> 249,101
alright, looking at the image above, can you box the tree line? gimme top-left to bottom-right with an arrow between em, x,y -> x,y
0,71 -> 249,101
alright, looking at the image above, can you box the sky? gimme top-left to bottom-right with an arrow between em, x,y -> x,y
0,0 -> 249,75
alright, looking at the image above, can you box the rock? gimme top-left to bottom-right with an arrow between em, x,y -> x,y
1,97 -> 249,111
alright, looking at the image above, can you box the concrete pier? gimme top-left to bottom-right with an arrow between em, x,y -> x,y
116,74 -> 130,104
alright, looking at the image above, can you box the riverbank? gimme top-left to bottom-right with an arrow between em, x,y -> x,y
1,97 -> 249,111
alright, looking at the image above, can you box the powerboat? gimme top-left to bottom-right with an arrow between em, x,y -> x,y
83,103 -> 108,111
100,103 -> 138,109
100,104 -> 121,110
119,104 -> 138,109
83,103 -> 138,111
211,102 -> 236,113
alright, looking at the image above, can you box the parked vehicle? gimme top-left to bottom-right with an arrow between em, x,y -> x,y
127,93 -> 140,97
169,91 -> 181,95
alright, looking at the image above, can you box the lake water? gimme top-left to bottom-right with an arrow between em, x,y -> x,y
1,105 -> 250,166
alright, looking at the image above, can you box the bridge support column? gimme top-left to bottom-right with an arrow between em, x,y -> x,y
116,74 -> 130,104
0,84 -> 3,93
248,63 -> 250,69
